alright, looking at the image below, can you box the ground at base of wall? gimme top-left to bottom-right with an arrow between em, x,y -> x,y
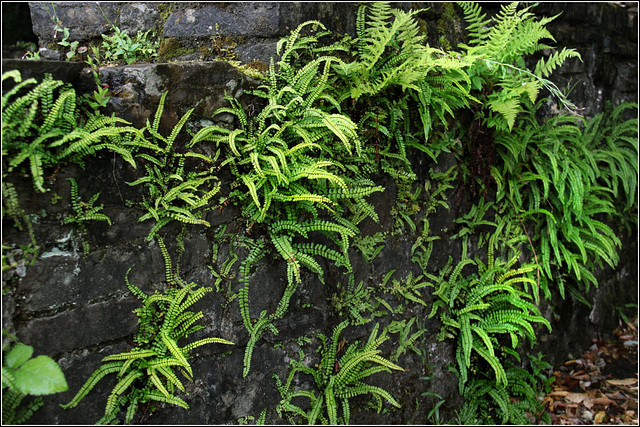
543,317 -> 638,425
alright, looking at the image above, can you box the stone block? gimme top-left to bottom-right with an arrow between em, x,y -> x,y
16,298 -> 139,356
163,3 -> 279,39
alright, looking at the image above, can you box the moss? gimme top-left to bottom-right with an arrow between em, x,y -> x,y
436,3 -> 463,51
157,38 -> 196,60
226,60 -> 265,80
158,3 -> 174,23
210,33 -> 242,61
246,60 -> 268,73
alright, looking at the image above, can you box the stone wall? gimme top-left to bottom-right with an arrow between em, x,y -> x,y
1,2 -> 638,424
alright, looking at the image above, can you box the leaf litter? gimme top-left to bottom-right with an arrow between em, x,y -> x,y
541,317 -> 638,425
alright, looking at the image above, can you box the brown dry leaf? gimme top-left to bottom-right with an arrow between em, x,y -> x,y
606,378 -> 637,386
565,393 -> 588,404
583,397 -> 595,409
620,386 -> 638,396
594,411 -> 607,424
591,396 -> 615,406
606,391 -> 628,400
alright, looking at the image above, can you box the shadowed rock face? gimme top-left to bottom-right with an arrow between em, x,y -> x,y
1,2 -> 637,424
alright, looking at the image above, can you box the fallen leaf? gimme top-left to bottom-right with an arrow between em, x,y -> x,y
582,409 -> 594,421
591,397 -> 615,406
607,378 -> 637,386
550,390 -> 570,397
565,393 -> 588,404
594,411 -> 607,424
583,398 -> 595,409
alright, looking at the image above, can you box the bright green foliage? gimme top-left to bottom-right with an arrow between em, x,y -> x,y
101,26 -> 158,64
2,71 -> 143,193
385,317 -> 428,363
458,2 -> 581,130
127,92 -> 221,241
492,100 -> 638,296
457,365 -> 550,425
353,232 -> 387,263
274,321 -> 403,424
337,3 -> 473,164
60,261 -> 234,423
2,334 -> 68,424
427,247 -> 551,393
198,21 -> 384,377
62,177 -> 111,254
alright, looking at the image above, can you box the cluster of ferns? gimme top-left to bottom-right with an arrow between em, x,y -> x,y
2,2 -> 637,424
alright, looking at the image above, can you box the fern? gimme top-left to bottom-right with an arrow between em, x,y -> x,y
337,2 -> 474,168
458,2 -> 582,130
493,99 -> 637,295
275,321 -> 402,424
126,92 -> 221,241
2,70 -> 143,193
458,364 -> 550,425
60,247 -> 233,423
197,22 -> 389,377
428,251 -> 551,393
62,178 -> 111,254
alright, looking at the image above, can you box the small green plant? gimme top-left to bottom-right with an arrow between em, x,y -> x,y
2,182 -> 39,265
457,2 -> 582,130
62,177 -> 111,255
427,245 -> 551,392
42,2 -> 80,61
274,321 -> 403,424
457,364 -> 549,425
126,92 -> 221,241
21,49 -> 41,61
330,276 -> 386,326
80,47 -> 111,114
384,271 -> 429,308
2,70 -> 144,193
101,26 -> 158,64
353,232 -> 387,263
60,259 -> 234,423
56,25 -> 80,61
385,317 -> 427,363
2,331 -> 68,425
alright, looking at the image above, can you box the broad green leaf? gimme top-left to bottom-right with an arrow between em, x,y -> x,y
14,355 -> 68,395
5,343 -> 34,369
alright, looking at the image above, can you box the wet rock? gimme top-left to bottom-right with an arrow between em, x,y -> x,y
233,39 -> 278,65
163,3 -> 280,39
119,3 -> 160,34
16,298 -> 139,356
98,61 -> 260,128
28,2 -> 118,44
